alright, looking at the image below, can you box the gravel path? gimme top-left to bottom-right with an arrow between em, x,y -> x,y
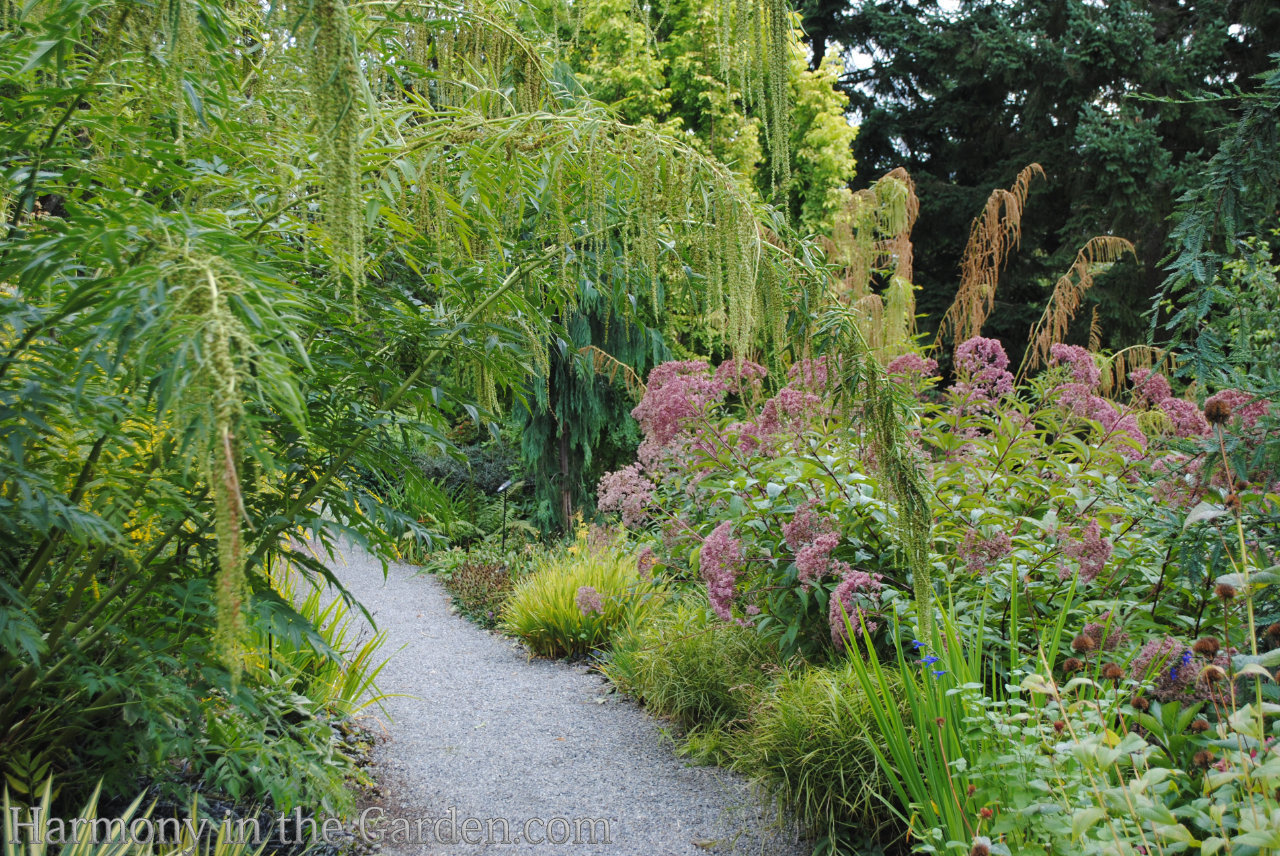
326,542 -> 807,856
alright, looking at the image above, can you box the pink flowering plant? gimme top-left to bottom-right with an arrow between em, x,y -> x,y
596,339 -> 1278,681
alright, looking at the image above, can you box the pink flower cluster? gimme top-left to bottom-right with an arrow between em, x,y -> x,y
1050,344 -> 1101,388
1058,520 -> 1113,583
596,464 -> 656,528
1203,388 -> 1271,430
782,500 -> 833,551
1081,616 -> 1128,651
1126,369 -> 1208,438
786,356 -> 834,391
952,336 -> 1014,409
714,358 -> 768,395
886,353 -> 939,377
700,521 -> 744,621
958,529 -> 1013,574
829,566 -> 883,649
1129,369 -> 1172,407
632,361 -> 728,468
1129,636 -> 1234,703
575,585 -> 604,616
1058,383 -> 1148,460
636,545 -> 656,578
795,532 -> 840,586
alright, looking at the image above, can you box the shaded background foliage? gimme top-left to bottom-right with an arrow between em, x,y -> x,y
802,0 -> 1280,358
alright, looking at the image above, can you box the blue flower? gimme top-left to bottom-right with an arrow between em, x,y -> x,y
911,639 -> 925,650
921,655 -> 941,665
931,670 -> 947,678
1170,667 -> 1180,682
1181,651 -> 1193,666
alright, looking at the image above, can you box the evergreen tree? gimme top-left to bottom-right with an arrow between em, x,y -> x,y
803,0 -> 1280,354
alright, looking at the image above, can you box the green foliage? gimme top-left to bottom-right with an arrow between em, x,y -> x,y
535,0 -> 856,232
500,530 -> 658,657
603,595 -> 777,730
742,657 -> 905,852
255,567 -> 393,718
4,782 -> 266,856
0,0 -> 814,804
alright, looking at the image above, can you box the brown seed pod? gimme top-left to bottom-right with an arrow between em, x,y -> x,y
1215,583 -> 1237,601
1204,398 -> 1232,425
1072,634 -> 1097,653
1264,622 -> 1280,640
969,843 -> 990,856
1202,664 -> 1227,684
1101,662 -> 1125,681
1193,636 -> 1221,657
1062,657 -> 1084,674
1189,719 -> 1210,734
1053,720 -> 1066,733
1225,493 -> 1242,513
1129,694 -> 1150,712
1193,750 -> 1214,768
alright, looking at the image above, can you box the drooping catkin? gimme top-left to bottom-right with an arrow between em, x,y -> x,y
310,0 -> 365,301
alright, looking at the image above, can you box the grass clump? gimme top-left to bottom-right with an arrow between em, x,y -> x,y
603,596 -> 778,731
742,658 -> 906,853
500,532 -> 657,658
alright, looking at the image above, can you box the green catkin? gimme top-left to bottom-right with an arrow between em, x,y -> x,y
310,0 -> 365,302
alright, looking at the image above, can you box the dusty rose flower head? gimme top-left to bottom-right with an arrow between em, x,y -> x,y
714,358 -> 768,394
952,337 -> 1014,410
700,521 -> 744,621
958,529 -> 1013,573
636,545 -> 657,578
1158,397 -> 1210,437
632,361 -> 727,468
575,585 -> 604,616
596,464 -> 656,528
1129,368 -> 1172,406
1050,343 -> 1101,388
1081,618 -> 1128,651
786,356 -> 835,391
782,500 -> 833,552
828,564 -> 883,650
795,531 -> 841,585
886,352 -> 939,377
1059,521 -> 1113,583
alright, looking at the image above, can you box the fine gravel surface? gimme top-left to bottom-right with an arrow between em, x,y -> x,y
325,542 -> 808,856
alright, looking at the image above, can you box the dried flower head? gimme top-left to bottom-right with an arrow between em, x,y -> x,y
1053,720 -> 1066,733
1193,750 -> 1214,768
1265,622 -> 1280,640
1129,694 -> 1150,712
1072,634 -> 1097,653
1062,657 -> 1084,674
1201,664 -> 1227,684
1188,719 -> 1210,734
1225,493 -> 1242,514
969,838 -> 991,856
1215,583 -> 1237,601
1204,396 -> 1232,425
1101,662 -> 1125,681
1192,637 -> 1221,657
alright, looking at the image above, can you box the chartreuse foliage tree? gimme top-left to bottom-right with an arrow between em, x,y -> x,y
514,0 -> 856,529
0,0 -> 821,803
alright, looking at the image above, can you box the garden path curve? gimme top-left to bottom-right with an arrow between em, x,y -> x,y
329,542 -> 807,856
